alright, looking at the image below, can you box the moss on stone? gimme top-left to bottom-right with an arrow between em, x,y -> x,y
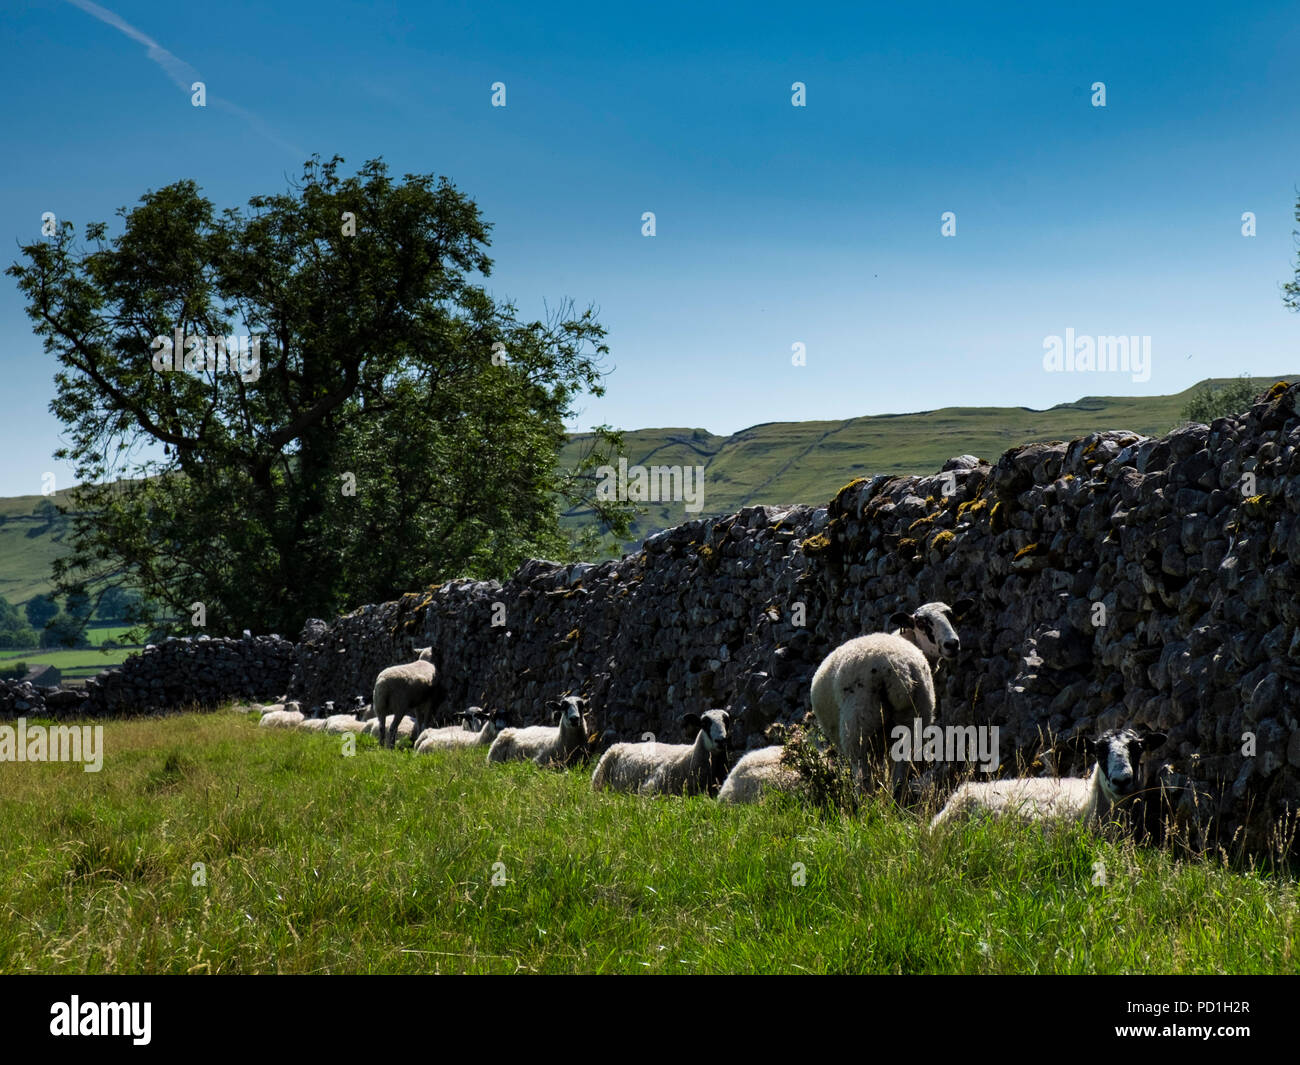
801,532 -> 832,556
990,500 -> 1008,533
931,529 -> 955,550
1013,542 -> 1042,560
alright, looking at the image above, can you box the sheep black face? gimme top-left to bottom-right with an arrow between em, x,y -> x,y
682,709 -> 731,793
549,695 -> 588,732
1086,728 -> 1167,800
889,599 -> 972,663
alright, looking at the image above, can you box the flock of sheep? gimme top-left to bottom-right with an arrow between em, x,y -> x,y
257,600 -> 1168,830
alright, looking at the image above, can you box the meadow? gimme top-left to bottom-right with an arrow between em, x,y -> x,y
0,707 -> 1296,974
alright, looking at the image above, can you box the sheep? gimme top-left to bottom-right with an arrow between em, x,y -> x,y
717,745 -> 799,804
297,705 -> 331,732
487,695 -> 590,768
930,727 -> 1168,829
362,714 -> 419,742
888,599 -> 972,668
258,701 -> 304,729
416,708 -> 510,753
324,713 -> 368,734
372,647 -> 443,748
591,709 -> 731,797
809,600 -> 969,792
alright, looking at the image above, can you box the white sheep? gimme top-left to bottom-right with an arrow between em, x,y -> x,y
487,696 -> 590,768
930,727 -> 1168,828
809,600 -> 969,791
372,647 -> 442,748
416,708 -> 510,753
324,713 -> 368,734
591,709 -> 731,797
717,745 -> 799,804
362,714 -> 419,742
258,701 -> 304,729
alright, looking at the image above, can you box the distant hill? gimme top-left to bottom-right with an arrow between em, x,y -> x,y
559,376 -> 1298,546
1,376 -> 1292,604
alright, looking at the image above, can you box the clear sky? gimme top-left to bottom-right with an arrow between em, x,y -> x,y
1,0 -> 1297,497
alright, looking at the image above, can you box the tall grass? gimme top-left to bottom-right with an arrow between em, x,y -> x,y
0,709 -> 1296,973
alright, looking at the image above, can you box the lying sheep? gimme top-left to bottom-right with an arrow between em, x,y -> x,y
297,705 -> 332,732
372,647 -> 443,748
258,701 -> 304,729
592,709 -> 731,797
487,696 -> 589,768
362,714 -> 419,743
930,727 -> 1168,829
324,713 -> 368,734
416,708 -> 510,753
810,600 -> 970,792
717,745 -> 799,804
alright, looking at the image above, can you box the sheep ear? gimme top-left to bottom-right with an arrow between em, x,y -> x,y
951,597 -> 975,618
888,611 -> 913,629
681,713 -> 702,731
1140,732 -> 1168,752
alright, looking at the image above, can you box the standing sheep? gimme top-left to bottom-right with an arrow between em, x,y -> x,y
810,599 -> 970,792
717,745 -> 799,804
372,647 -> 443,749
930,727 -> 1167,828
487,696 -> 590,768
591,709 -> 731,797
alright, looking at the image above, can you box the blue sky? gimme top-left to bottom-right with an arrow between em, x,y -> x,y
1,0 -> 1297,496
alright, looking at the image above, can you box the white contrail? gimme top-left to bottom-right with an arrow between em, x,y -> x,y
64,0 -> 199,91
63,0 -> 304,157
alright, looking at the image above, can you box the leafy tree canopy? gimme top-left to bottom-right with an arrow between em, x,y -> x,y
9,156 -> 633,636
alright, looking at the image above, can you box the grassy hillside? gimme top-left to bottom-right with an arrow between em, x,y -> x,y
0,708 -> 1294,974
0,490 -> 80,607
562,376 -> 1297,545
1,378 -> 1291,607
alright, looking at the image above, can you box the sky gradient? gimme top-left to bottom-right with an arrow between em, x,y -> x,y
1,0 -> 1297,496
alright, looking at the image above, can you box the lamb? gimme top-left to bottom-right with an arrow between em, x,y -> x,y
930,727 -> 1168,829
591,709 -> 731,797
258,701 -> 304,729
487,695 -> 590,768
809,600 -> 969,792
416,708 -> 510,753
372,647 -> 443,748
717,745 -> 799,804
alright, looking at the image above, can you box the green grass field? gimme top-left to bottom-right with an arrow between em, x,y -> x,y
1,708 -> 1295,974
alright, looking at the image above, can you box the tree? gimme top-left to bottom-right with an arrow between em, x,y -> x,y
94,586 -> 141,621
9,156 -> 633,636
65,590 -> 92,621
0,596 -> 38,649
24,594 -> 59,629
40,613 -> 89,649
1284,192 -> 1300,314
1180,374 -> 1262,424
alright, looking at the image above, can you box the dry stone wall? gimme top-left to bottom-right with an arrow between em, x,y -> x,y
293,384 -> 1300,851
0,634 -> 297,719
